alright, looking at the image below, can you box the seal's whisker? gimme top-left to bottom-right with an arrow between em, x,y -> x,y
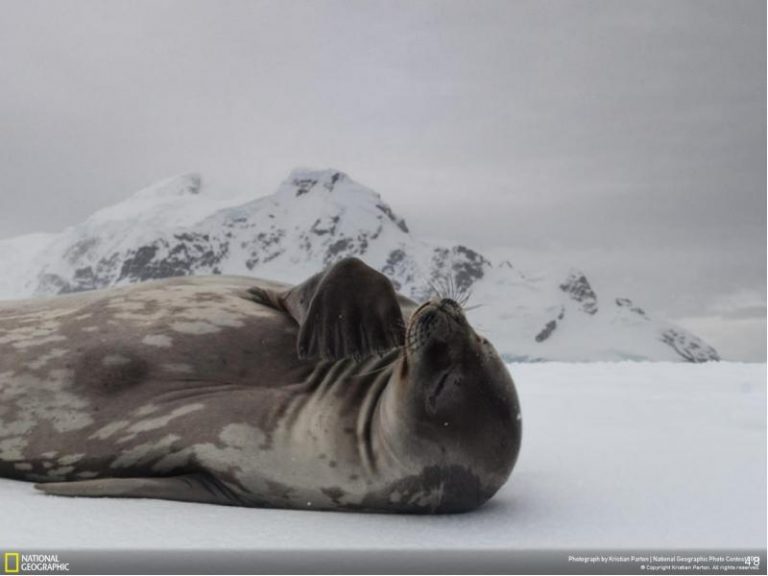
472,322 -> 493,335
454,276 -> 461,302
455,277 -> 473,307
426,277 -> 443,300
435,274 -> 449,301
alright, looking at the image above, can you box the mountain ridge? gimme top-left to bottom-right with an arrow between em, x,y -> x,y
0,168 -> 719,362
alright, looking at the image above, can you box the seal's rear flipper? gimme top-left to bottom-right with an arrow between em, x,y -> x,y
34,473 -> 238,506
253,257 -> 406,361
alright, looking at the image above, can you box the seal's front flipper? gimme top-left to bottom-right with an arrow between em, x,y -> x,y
246,285 -> 283,309
281,257 -> 405,361
35,473 -> 238,506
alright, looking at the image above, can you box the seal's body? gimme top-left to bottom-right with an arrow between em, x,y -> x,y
0,258 -> 521,513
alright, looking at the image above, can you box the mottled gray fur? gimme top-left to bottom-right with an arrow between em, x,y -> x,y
0,259 -> 521,513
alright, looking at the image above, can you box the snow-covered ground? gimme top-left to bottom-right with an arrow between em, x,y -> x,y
0,362 -> 764,550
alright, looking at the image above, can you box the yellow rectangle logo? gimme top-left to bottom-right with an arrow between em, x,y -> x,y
3,552 -> 19,574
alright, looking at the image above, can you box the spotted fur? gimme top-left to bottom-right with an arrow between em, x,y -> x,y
0,260 -> 522,513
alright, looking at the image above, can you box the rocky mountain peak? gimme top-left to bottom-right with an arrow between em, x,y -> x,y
560,270 -> 598,315
268,168 -> 410,237
132,173 -> 202,199
616,297 -> 647,317
0,168 -> 720,363
283,168 -> 348,197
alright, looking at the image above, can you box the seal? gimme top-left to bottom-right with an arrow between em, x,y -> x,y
0,257 -> 521,513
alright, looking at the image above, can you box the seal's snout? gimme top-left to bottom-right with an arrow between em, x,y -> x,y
409,298 -> 466,326
420,298 -> 467,328
405,298 -> 472,358
437,298 -> 466,324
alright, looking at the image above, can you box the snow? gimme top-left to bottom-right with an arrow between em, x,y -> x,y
0,168 -> 721,362
86,173 -> 240,227
0,232 -> 57,297
1,362 -> 763,550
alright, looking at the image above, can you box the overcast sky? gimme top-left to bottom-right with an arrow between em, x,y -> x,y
0,0 -> 764,360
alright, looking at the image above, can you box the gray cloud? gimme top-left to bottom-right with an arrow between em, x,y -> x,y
0,0 -> 764,359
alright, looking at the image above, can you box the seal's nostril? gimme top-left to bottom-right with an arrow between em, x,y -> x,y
439,299 -> 462,315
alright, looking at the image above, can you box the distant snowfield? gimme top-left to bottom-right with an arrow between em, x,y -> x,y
0,362 -> 764,550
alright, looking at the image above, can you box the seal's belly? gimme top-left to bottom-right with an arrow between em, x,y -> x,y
0,276 -> 314,481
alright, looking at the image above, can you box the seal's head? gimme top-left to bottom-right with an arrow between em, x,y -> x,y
378,297 -> 522,512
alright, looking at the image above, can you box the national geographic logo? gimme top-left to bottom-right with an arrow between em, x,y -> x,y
3,552 -> 70,574
2,553 -> 18,574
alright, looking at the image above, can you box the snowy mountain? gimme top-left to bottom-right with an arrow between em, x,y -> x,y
0,168 -> 719,362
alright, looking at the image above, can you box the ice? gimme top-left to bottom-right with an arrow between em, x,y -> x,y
0,362 -> 763,550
